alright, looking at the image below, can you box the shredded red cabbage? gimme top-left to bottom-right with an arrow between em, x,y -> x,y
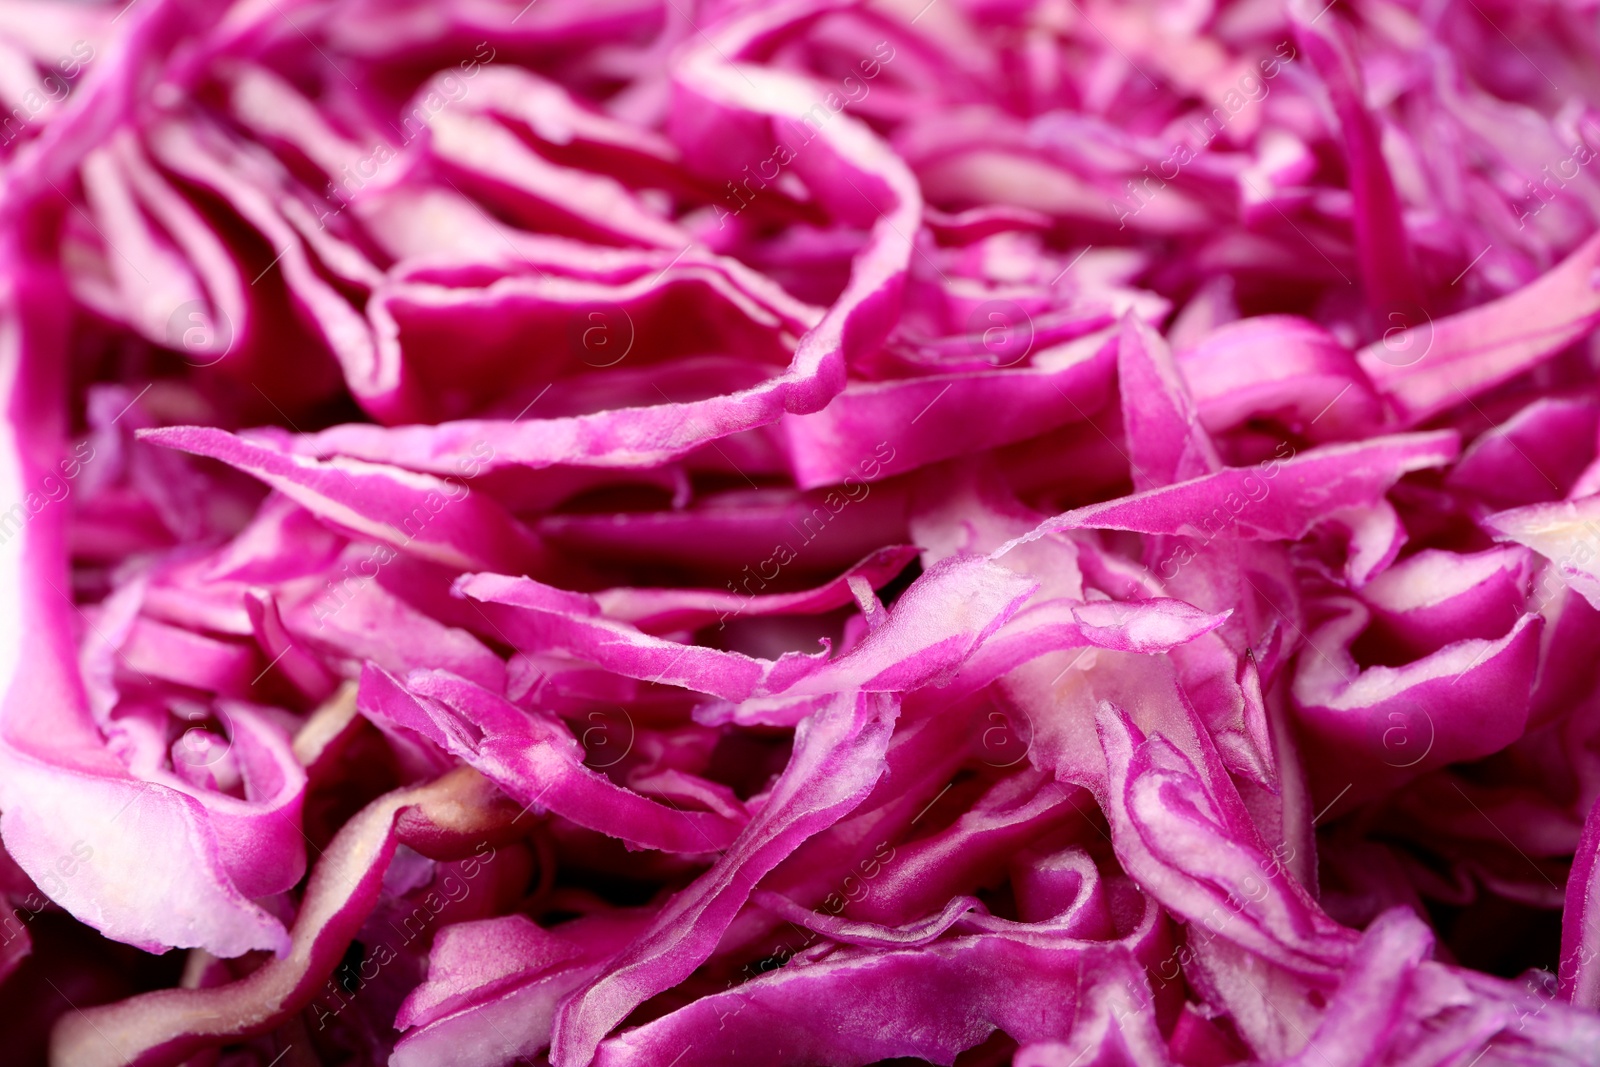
4,1 -> 1600,1065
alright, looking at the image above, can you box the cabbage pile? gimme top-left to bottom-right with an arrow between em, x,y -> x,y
5,0 -> 1600,1064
